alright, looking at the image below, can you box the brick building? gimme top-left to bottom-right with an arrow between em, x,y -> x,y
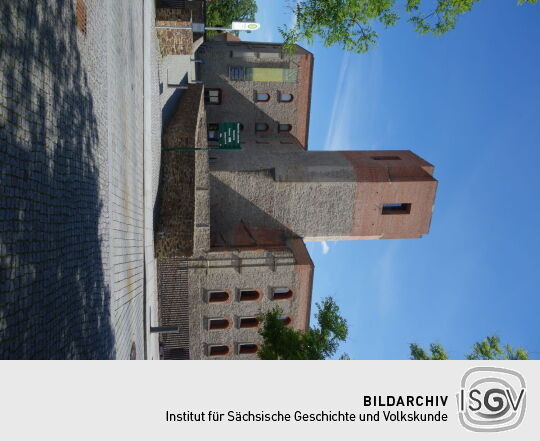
156,38 -> 438,360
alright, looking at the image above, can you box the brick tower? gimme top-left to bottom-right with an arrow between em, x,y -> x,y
209,149 -> 437,247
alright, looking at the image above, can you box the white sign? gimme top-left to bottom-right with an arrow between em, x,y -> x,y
231,21 -> 260,31
192,22 -> 205,33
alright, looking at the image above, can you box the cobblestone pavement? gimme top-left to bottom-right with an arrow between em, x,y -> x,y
0,0 -> 156,359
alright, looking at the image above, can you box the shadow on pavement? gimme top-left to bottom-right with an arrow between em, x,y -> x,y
0,0 -> 115,358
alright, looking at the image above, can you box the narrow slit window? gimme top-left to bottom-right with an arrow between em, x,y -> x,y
273,288 -> 293,300
372,156 -> 401,160
256,93 -> 270,102
255,123 -> 269,132
382,203 -> 412,215
238,344 -> 258,354
239,317 -> 259,328
208,318 -> 230,330
278,123 -> 292,132
279,93 -> 293,102
208,291 -> 229,303
209,345 -> 229,356
239,290 -> 260,301
204,88 -> 221,105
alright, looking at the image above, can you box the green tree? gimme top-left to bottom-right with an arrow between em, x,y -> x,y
280,0 -> 538,54
410,335 -> 529,360
409,343 -> 449,360
466,335 -> 529,360
258,296 -> 348,359
206,0 -> 258,35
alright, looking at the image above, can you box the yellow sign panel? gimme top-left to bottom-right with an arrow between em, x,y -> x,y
245,68 -> 297,82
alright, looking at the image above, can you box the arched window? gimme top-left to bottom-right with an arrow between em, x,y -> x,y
208,318 -> 230,330
255,123 -> 269,132
239,290 -> 260,301
239,317 -> 259,328
273,288 -> 293,300
256,92 -> 270,102
238,343 -> 258,354
278,123 -> 292,132
279,316 -> 292,326
209,345 -> 230,356
279,93 -> 293,102
208,291 -> 229,303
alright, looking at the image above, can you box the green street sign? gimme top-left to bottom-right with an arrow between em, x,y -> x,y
218,122 -> 241,149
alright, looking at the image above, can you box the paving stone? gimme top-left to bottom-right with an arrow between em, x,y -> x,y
0,0 -> 160,359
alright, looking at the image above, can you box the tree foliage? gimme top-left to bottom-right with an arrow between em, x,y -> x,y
466,335 -> 529,360
280,0 -> 538,54
206,0 -> 257,35
409,342 -> 449,360
258,297 -> 348,360
410,335 -> 529,360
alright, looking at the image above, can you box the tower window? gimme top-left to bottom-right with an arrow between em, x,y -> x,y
239,290 -> 260,301
204,88 -> 222,105
273,288 -> 293,300
255,123 -> 269,132
208,318 -> 230,330
279,93 -> 293,102
239,317 -> 259,328
372,156 -> 401,160
256,92 -> 270,102
238,343 -> 258,354
278,123 -> 292,132
209,345 -> 230,356
208,291 -> 229,302
382,203 -> 412,215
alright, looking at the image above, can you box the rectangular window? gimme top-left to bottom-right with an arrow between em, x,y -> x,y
372,156 -> 401,160
207,123 -> 219,142
204,88 -> 221,104
231,51 -> 257,58
382,203 -> 412,215
229,66 -> 297,82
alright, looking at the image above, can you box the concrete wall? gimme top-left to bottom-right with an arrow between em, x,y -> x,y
187,239 -> 313,359
197,41 -> 313,149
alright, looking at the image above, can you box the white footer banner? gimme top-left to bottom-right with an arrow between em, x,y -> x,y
0,361 -> 538,440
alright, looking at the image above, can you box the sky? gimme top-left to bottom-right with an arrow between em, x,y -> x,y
240,0 -> 540,359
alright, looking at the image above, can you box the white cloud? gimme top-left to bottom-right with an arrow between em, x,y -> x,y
321,241 -> 330,255
374,241 -> 400,317
324,51 -> 383,151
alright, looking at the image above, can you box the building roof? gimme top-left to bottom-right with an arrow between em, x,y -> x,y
208,32 -> 241,42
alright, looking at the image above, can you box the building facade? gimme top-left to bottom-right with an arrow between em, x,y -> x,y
157,39 -> 438,359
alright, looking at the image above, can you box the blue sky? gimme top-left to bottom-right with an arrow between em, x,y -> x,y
242,0 -> 540,359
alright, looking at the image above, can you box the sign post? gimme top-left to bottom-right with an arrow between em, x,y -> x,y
155,22 -> 261,33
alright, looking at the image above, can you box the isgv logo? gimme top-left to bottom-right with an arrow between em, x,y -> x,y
457,367 -> 526,432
